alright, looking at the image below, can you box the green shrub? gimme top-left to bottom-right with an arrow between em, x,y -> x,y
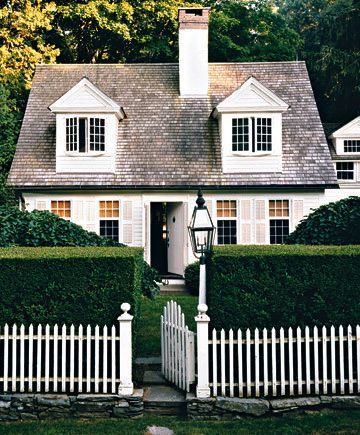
0,206 -> 160,299
0,206 -> 122,247
0,247 -> 143,327
287,196 -> 360,245
184,261 -> 199,295
142,262 -> 161,300
207,245 -> 360,330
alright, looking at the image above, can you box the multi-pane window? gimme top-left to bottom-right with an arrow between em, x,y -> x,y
89,118 -> 105,152
256,118 -> 272,151
269,200 -> 289,244
232,117 -> 272,153
66,118 -> 78,152
51,200 -> 71,219
232,118 -> 249,151
65,117 -> 105,153
344,140 -> 360,153
217,200 -> 237,244
336,162 -> 354,180
99,201 -> 119,241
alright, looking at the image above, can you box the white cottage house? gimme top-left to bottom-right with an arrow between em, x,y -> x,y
8,8 -> 358,276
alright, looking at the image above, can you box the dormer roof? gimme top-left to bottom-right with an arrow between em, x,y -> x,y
49,77 -> 125,119
214,76 -> 289,116
329,116 -> 360,139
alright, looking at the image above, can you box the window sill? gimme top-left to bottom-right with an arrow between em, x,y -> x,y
230,152 -> 273,157
63,152 -> 107,157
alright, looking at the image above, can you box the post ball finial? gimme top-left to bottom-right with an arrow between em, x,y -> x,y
121,302 -> 131,314
197,303 -> 208,314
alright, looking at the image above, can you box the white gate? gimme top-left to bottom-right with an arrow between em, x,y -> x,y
161,300 -> 195,392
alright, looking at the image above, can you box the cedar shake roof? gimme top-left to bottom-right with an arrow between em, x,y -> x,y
8,62 -> 338,190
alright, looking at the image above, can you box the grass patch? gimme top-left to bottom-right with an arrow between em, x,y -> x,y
0,412 -> 360,434
136,295 -> 197,357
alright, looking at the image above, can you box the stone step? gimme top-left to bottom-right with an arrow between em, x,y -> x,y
143,370 -> 167,386
160,286 -> 190,295
135,356 -> 162,370
143,385 -> 186,416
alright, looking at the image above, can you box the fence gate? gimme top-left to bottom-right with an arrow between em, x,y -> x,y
161,300 -> 195,392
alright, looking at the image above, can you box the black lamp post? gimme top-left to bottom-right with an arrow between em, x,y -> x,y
188,189 -> 216,304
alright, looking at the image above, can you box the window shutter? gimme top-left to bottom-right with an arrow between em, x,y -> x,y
132,200 -> 143,247
293,200 -> 304,228
206,199 -> 214,222
122,201 -> 133,244
25,199 -> 35,211
83,200 -> 96,233
72,201 -> 84,223
255,199 -> 266,244
239,200 -> 252,244
35,201 -> 47,211
183,202 -> 189,265
144,204 -> 150,263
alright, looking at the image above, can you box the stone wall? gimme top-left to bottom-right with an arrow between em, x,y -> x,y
187,394 -> 360,420
0,390 -> 143,421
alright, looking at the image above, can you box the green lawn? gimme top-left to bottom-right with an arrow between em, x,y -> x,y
136,295 -> 198,357
1,412 -> 360,434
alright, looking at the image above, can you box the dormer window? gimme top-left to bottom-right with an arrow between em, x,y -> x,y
232,117 -> 272,153
213,77 -> 288,174
65,117 -> 105,153
49,77 -> 125,174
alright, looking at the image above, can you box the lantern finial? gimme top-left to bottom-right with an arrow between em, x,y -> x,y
196,189 -> 205,209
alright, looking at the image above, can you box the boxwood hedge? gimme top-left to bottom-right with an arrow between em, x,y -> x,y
207,245 -> 360,330
0,247 -> 143,327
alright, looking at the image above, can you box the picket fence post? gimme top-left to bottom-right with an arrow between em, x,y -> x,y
196,303 -> 210,398
118,303 -> 134,396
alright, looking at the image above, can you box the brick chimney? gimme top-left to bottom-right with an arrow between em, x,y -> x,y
178,7 -> 210,97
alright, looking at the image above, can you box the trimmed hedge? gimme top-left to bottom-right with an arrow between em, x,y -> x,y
0,247 -> 143,327
207,245 -> 360,330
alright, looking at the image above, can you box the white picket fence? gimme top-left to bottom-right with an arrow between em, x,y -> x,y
0,303 -> 134,395
178,305 -> 360,398
208,324 -> 360,398
161,301 -> 195,392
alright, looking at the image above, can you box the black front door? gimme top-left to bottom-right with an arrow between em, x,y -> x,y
150,203 -> 168,274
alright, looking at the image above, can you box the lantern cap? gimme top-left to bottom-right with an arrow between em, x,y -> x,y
196,189 -> 205,209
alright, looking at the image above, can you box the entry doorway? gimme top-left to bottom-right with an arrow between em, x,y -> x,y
150,202 -> 184,277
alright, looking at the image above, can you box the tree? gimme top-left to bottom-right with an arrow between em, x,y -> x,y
286,197 -> 360,245
0,0 -> 59,88
279,0 -> 360,122
206,0 -> 301,62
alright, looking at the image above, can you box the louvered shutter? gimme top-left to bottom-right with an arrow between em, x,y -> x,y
132,200 -> 143,247
255,199 -> 267,244
35,200 -> 47,211
83,200 -> 96,233
292,200 -> 304,229
25,199 -> 35,211
72,200 -> 84,224
239,199 -> 252,244
144,204 -> 150,263
122,200 -> 133,245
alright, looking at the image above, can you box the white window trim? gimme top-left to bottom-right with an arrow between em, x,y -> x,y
335,161 -> 356,182
231,116 -> 273,157
268,199 -> 291,245
215,199 -> 238,245
45,199 -> 73,222
65,115 -> 106,156
97,199 -> 122,243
